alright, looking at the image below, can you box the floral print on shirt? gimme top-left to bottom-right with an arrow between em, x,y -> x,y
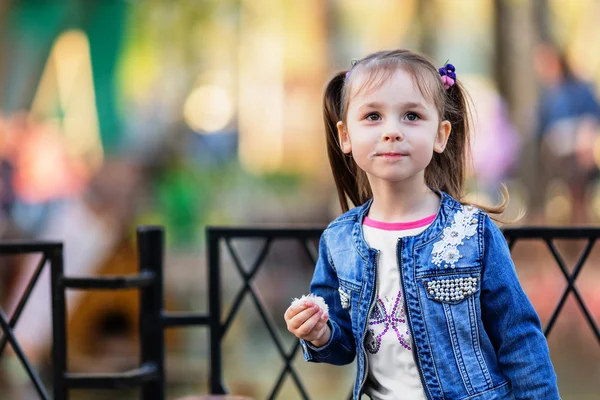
365,290 -> 412,354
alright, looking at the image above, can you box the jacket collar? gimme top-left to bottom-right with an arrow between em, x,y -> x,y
351,190 -> 460,260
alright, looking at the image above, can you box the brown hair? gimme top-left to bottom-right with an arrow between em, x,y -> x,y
324,49 -> 508,217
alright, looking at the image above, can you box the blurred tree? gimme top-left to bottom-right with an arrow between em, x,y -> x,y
0,1 -> 66,113
494,0 -> 544,213
83,0 -> 127,153
417,0 -> 437,57
0,0 -> 127,154
494,0 -> 538,129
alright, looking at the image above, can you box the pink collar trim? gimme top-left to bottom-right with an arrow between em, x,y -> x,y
363,214 -> 437,231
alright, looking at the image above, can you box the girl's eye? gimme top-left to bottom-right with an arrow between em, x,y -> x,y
365,112 -> 381,121
405,112 -> 420,121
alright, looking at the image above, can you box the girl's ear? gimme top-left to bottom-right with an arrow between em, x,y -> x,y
337,121 -> 352,153
434,120 -> 451,153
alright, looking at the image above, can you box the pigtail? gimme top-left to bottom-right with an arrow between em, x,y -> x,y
324,71 -> 372,212
427,80 -> 509,219
425,81 -> 469,202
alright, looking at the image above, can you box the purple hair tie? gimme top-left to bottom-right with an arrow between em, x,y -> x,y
439,62 -> 456,90
345,58 -> 359,79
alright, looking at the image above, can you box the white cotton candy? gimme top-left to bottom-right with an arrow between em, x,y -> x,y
291,293 -> 329,314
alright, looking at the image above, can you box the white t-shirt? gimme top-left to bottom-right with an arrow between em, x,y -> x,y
362,214 -> 435,400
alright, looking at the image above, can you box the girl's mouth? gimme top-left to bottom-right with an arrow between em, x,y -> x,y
368,151 -> 406,159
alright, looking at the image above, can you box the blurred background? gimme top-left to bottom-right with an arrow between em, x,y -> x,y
0,0 -> 600,399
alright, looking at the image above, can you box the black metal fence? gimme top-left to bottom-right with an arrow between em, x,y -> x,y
503,227 -> 600,344
52,226 -> 166,399
1,225 -> 599,399
201,226 -> 600,399
0,240 -> 62,399
205,227 -> 324,399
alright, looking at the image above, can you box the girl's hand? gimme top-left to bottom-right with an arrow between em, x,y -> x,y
284,300 -> 331,347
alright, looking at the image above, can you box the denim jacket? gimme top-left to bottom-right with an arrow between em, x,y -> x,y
300,192 -> 560,400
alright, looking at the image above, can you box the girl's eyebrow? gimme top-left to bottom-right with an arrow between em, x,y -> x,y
400,101 -> 427,110
357,101 -> 427,112
357,101 -> 385,111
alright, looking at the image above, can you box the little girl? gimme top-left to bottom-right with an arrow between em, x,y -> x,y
284,49 -> 560,400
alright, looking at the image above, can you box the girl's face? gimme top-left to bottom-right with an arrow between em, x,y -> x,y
337,68 -> 451,188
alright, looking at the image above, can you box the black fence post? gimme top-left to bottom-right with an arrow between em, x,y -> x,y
50,244 -> 67,400
207,228 -> 224,394
138,226 -> 165,400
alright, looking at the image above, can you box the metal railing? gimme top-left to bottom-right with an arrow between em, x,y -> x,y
51,226 -> 165,399
0,241 -> 62,399
2,225 -> 599,399
51,226 -> 213,399
205,227 -> 323,399
202,226 -> 600,399
503,227 -> 600,344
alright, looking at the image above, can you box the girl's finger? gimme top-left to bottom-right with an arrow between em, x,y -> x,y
312,310 -> 328,328
295,309 -> 324,338
317,318 -> 330,338
288,305 -> 320,331
309,320 -> 325,337
284,302 -> 311,321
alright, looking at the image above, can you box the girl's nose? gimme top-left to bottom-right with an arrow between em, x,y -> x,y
382,129 -> 403,142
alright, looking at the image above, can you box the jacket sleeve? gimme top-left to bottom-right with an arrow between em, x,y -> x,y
480,215 -> 561,399
300,229 -> 356,365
